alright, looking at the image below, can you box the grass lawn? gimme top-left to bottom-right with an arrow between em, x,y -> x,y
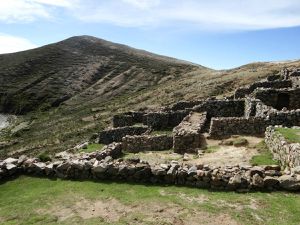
1,176 -> 300,224
275,127 -> 300,143
250,141 -> 279,166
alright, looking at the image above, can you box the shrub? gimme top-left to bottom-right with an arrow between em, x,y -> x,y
38,152 -> 51,162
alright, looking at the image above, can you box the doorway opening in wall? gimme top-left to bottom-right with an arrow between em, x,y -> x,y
275,93 -> 290,110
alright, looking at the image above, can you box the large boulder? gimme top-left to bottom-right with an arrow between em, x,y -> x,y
278,175 -> 300,191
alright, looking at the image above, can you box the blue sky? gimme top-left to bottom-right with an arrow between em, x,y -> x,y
1,0 -> 300,69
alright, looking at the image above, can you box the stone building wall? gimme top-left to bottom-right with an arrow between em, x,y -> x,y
209,117 -> 268,138
255,101 -> 276,118
193,99 -> 245,118
168,100 -> 204,111
245,98 -> 260,118
234,80 -> 292,99
143,110 -> 189,130
113,111 -> 144,127
265,126 -> 300,168
268,110 -> 300,127
253,88 -> 300,110
173,112 -> 207,153
99,126 -> 149,144
122,134 -> 173,153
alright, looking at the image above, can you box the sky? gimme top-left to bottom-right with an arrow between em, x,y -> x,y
1,0 -> 300,69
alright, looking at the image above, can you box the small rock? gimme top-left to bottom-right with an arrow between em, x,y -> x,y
264,165 -> 281,171
4,157 -> 18,165
252,174 -> 264,188
264,176 -> 279,187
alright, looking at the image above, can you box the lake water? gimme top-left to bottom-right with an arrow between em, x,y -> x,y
0,114 -> 10,130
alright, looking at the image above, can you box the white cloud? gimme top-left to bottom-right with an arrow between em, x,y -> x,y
1,0 -> 300,31
0,0 -> 75,23
0,34 -> 38,54
72,0 -> 300,30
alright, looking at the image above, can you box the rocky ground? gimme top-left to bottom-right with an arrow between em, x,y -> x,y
125,136 -> 262,167
0,114 -> 9,130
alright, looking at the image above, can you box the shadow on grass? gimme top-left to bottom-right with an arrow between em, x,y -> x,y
1,173 -> 292,195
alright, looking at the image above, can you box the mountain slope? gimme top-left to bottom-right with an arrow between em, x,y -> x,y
1,36 -> 300,158
0,36 -> 200,114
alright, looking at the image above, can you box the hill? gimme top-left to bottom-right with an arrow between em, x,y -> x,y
0,35 -> 199,114
0,36 -> 300,158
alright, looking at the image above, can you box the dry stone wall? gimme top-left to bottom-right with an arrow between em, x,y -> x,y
2,153 -> 300,192
143,110 -> 189,130
265,126 -> 300,169
113,111 -> 144,127
209,117 -> 268,138
122,134 -> 173,153
168,100 -> 204,111
234,80 -> 292,99
193,100 -> 245,118
253,88 -> 300,110
173,112 -> 207,153
99,126 -> 149,144
268,110 -> 300,127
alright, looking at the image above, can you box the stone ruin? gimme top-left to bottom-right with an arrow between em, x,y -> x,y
1,68 -> 300,192
98,68 -> 300,153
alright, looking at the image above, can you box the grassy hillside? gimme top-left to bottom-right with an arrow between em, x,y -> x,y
0,36 -> 198,114
1,36 -> 300,158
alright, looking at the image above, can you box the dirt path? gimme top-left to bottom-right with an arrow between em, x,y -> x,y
40,197 -> 240,225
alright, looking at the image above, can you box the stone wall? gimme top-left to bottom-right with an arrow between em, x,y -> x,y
173,112 -> 207,153
99,126 -> 149,144
143,110 -> 189,130
122,134 -> 173,153
268,110 -> 300,127
168,100 -> 204,111
253,88 -> 300,110
2,154 -> 300,191
244,98 -> 260,118
265,126 -> 300,169
113,111 -> 144,127
193,100 -> 245,118
234,80 -> 292,99
209,117 -> 268,138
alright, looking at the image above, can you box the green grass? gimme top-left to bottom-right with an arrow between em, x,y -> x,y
150,129 -> 173,136
1,176 -> 300,224
80,143 -> 105,153
250,141 -> 279,166
275,127 -> 300,143
205,145 -> 220,153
